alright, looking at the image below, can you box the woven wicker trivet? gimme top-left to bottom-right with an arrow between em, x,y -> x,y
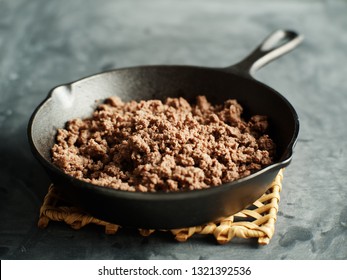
38,169 -> 283,245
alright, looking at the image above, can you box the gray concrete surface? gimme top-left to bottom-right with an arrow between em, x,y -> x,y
1,0 -> 347,259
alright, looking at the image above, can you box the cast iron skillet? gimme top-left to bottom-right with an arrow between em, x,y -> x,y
28,30 -> 303,229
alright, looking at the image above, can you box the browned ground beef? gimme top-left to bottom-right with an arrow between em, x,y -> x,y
51,96 -> 276,192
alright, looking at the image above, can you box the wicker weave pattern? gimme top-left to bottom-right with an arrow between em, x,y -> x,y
38,169 -> 283,245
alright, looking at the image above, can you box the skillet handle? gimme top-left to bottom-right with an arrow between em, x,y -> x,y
228,30 -> 304,76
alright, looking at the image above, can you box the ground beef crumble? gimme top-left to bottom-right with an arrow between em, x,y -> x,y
51,96 -> 276,192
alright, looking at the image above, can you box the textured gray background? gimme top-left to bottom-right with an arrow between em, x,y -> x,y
1,0 -> 347,259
